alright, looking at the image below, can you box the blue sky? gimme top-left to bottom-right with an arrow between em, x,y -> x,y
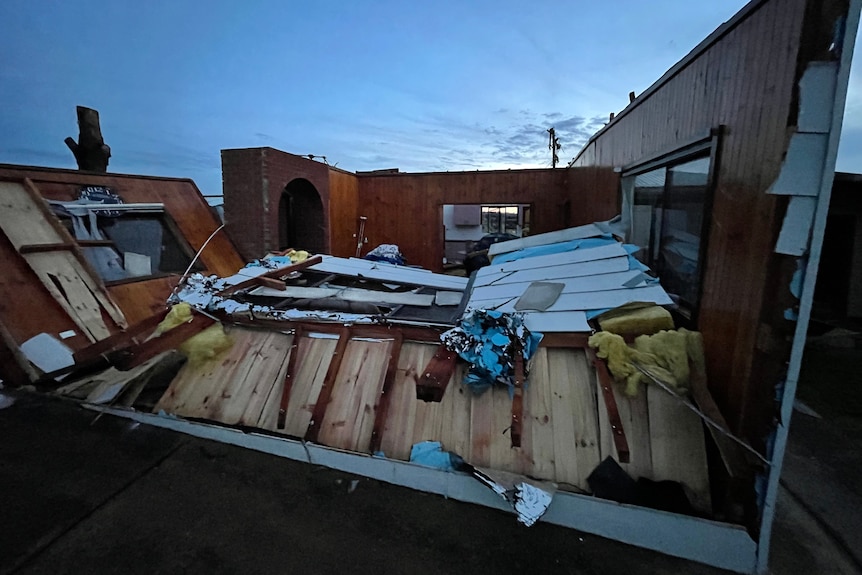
1,0 -> 860,197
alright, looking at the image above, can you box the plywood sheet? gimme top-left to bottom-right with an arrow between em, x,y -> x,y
647,385 -> 712,512
154,328 -> 261,417
597,379 -> 653,480
546,348 -> 601,488
379,342 -> 437,460
318,338 -> 394,451
0,180 -> 126,341
274,335 -> 338,437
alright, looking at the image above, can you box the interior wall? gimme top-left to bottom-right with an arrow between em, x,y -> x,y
355,168 -> 619,272
327,169 -> 360,258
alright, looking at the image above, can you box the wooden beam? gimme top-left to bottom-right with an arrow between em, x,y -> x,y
256,276 -> 287,291
218,255 -> 323,296
21,178 -> 109,292
510,347 -> 525,448
108,313 -> 214,371
539,333 -> 591,348
276,325 -> 304,429
19,243 -> 74,254
0,319 -> 40,383
305,326 -> 351,442
19,240 -> 118,254
226,317 -> 444,344
72,308 -> 169,365
369,331 -> 404,453
415,344 -> 458,402
586,347 -> 630,463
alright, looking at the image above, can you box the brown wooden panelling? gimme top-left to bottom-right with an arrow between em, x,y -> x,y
151,336 -> 710,502
327,169 -> 359,257
0,165 -> 245,347
106,277 -> 176,326
356,168 -> 618,272
569,0 -> 812,439
0,165 -> 244,277
0,229 -> 92,351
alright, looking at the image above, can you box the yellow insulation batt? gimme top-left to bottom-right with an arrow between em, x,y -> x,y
596,302 -> 674,337
153,303 -> 234,365
588,329 -> 704,397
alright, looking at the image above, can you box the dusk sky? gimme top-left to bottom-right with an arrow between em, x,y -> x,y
2,0 -> 861,197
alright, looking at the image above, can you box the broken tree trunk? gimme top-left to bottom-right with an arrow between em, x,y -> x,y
64,106 -> 111,172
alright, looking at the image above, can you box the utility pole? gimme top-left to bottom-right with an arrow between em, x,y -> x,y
547,127 -> 561,168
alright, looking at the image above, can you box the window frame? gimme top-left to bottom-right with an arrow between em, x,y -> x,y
58,207 -> 202,286
620,127 -> 723,326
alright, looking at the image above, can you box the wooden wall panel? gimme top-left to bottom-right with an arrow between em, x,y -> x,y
0,166 -> 244,277
327,169 -> 360,258
0,165 -> 246,342
569,0 -> 815,439
107,277 -> 175,325
0,230 -> 91,351
356,168 -> 618,271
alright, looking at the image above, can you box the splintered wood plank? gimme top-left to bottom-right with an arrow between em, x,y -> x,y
596,374 -> 617,462
213,331 -> 293,425
379,342 -> 435,460
239,334 -> 293,426
306,328 -> 352,443
489,385 -> 520,474
399,344 -> 438,457
587,348 -> 629,463
469,382 -> 494,468
415,344 -> 457,402
437,363 -> 472,462
526,347 -> 555,481
411,382 -> 444,447
153,327 -> 256,417
277,325 -> 303,429
571,350 -> 602,486
546,348 -> 601,490
646,385 -> 712,513
614,386 -> 653,480
0,180 -> 126,337
318,338 -> 393,452
188,330 -> 261,421
369,333 -> 403,453
28,252 -> 113,341
274,336 -> 338,436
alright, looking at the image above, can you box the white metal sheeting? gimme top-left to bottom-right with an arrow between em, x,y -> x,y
310,256 -> 469,291
464,229 -> 673,333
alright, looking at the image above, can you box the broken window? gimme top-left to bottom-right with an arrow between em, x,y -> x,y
58,210 -> 199,283
622,150 -> 715,321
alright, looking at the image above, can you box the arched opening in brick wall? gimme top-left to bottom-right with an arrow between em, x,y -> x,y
279,178 -> 325,254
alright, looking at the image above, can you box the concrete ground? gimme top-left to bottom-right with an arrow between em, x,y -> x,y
0,389 -> 858,575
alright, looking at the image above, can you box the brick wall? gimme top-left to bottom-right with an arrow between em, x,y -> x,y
222,148 -> 265,260
222,147 -> 331,258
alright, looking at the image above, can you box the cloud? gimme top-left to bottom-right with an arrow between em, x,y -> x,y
331,109 -> 607,172
0,147 -> 74,166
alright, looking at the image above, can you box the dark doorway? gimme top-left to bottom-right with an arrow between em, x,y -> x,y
279,179 -> 325,254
